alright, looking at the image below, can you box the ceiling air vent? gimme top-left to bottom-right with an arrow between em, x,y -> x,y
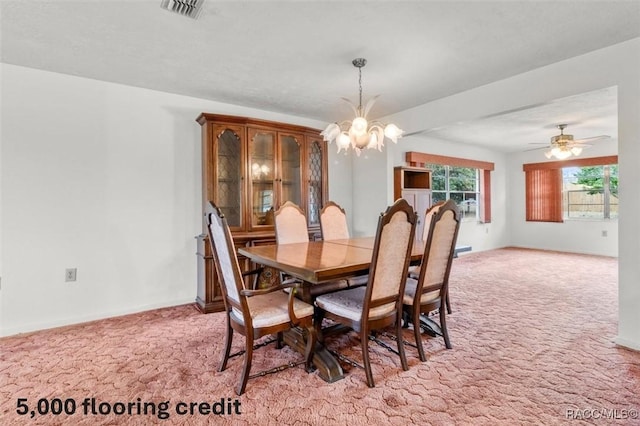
160,0 -> 204,19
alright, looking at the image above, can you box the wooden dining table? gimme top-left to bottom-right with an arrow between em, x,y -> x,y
238,237 -> 425,383
239,237 -> 424,301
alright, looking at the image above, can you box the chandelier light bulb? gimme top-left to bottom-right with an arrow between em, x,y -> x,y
337,132 -> 351,150
351,117 -> 368,135
384,123 -> 403,143
367,132 -> 378,149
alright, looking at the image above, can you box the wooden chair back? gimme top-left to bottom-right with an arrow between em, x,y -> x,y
363,198 -> 417,323
418,199 -> 461,300
274,201 -> 309,244
320,201 -> 350,240
205,202 -> 250,325
421,201 -> 445,241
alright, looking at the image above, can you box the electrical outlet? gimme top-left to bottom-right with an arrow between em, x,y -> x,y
65,268 -> 77,282
602,230 -> 608,237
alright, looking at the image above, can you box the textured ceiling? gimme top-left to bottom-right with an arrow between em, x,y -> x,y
422,86 -> 619,153
1,0 -> 638,151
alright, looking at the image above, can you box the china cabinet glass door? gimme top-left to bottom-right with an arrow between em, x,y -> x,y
215,127 -> 243,229
249,129 -> 276,228
279,134 -> 302,208
307,139 -> 324,226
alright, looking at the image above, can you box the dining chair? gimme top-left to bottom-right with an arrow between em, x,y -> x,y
314,198 -> 417,387
205,202 -> 317,395
319,201 -> 368,288
402,199 -> 460,362
408,201 -> 453,314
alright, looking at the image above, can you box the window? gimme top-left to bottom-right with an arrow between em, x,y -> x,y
430,165 -> 479,221
523,155 -> 618,223
405,151 -> 494,223
563,165 -> 618,219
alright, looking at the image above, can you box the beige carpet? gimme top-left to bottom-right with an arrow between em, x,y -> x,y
1,248 -> 639,425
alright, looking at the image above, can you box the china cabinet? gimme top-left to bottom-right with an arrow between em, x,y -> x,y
195,113 -> 328,313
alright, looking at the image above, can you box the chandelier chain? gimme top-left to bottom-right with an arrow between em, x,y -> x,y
358,66 -> 363,112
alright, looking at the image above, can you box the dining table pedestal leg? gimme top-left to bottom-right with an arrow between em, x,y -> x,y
282,328 -> 344,383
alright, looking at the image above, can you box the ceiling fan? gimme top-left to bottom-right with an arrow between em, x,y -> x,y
530,124 -> 610,160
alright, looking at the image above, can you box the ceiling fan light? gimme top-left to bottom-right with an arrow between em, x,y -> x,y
544,150 -> 553,159
571,146 -> 583,156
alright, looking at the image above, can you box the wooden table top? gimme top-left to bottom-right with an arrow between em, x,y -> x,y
238,238 -> 425,284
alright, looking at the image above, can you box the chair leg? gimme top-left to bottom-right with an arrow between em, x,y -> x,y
219,315 -> 234,372
445,291 -> 452,314
236,330 -> 254,396
413,309 -> 427,362
395,315 -> 408,371
304,325 -> 317,373
440,305 -> 452,349
402,310 -> 410,328
361,328 -> 375,388
276,331 -> 284,349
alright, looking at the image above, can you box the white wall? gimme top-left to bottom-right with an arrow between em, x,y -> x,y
508,137 -> 619,257
381,38 -> 640,350
325,146 -> 355,233
350,147 -> 391,236
0,64 -> 351,336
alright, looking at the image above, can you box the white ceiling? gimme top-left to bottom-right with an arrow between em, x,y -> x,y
2,0 -> 638,152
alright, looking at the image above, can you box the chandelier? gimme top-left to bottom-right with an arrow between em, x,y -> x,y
321,58 -> 403,155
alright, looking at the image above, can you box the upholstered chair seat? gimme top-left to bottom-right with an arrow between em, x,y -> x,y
402,278 -> 440,305
315,287 -> 397,322
231,292 -> 315,328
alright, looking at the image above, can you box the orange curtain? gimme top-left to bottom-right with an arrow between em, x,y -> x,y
525,169 -> 563,222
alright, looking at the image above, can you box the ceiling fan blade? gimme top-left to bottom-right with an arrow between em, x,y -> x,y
573,135 -> 610,143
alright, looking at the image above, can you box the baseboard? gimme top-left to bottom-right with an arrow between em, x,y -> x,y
0,298 -> 195,337
614,336 -> 640,352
